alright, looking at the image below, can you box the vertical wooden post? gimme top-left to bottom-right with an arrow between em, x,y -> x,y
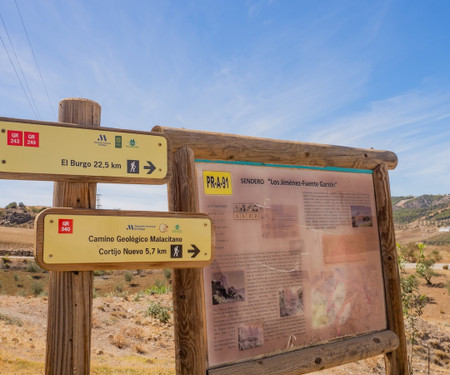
46,98 -> 101,375
168,147 -> 207,375
373,164 -> 408,375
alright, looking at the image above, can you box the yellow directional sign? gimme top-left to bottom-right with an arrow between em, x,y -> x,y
0,118 -> 169,183
35,209 -> 214,271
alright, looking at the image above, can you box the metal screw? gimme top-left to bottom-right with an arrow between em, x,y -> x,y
1,160 -> 5,164
49,219 -> 54,223
49,254 -> 53,258
1,129 -> 5,133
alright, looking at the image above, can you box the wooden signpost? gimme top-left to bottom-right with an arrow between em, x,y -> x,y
155,126 -> 408,375
0,117 -> 169,183
35,208 -> 213,271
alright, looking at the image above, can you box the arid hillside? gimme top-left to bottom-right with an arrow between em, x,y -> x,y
0,199 -> 449,374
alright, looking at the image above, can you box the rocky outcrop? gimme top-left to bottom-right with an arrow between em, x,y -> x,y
1,208 -> 34,227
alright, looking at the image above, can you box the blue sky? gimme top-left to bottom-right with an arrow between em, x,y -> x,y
1,0 -> 449,210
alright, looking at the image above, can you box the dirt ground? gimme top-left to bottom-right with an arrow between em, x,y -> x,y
0,226 -> 449,374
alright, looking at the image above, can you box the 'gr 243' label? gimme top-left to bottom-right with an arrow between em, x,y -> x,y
203,171 -> 232,195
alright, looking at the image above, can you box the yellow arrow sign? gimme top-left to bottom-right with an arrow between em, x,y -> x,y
0,118 -> 169,183
35,208 -> 214,271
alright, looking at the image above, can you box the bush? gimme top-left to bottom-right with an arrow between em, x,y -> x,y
31,281 -> 43,296
114,283 -> 124,293
146,279 -> 170,295
416,248 -> 442,285
5,202 -> 17,209
163,268 -> 172,280
124,271 -> 133,283
26,261 -> 42,273
398,242 -> 420,262
1,257 -> 11,269
146,302 -> 171,324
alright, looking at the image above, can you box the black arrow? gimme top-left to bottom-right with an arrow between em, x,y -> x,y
143,161 -> 156,175
188,244 -> 200,258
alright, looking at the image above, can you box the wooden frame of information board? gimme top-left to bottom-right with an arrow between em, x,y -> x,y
153,126 -> 407,375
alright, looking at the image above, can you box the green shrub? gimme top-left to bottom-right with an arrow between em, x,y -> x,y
93,270 -> 107,277
146,302 -> 171,324
416,248 -> 442,285
114,283 -> 124,293
26,261 -> 42,273
1,257 -> 11,268
397,242 -> 420,262
0,313 -> 22,326
163,269 -> 172,280
124,271 -> 133,283
31,281 -> 43,296
5,202 -> 17,209
146,279 -> 170,295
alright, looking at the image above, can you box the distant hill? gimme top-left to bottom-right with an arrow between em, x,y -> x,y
392,194 -> 450,225
1,195 -> 450,228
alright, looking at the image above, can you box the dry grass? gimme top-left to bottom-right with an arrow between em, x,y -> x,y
0,226 -> 34,249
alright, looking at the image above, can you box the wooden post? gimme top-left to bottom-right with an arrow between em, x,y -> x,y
373,164 -> 408,374
45,98 -> 101,375
168,147 -> 207,375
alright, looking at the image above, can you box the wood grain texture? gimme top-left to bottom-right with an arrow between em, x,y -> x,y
373,164 -> 408,375
208,330 -> 399,375
169,147 -> 207,375
152,126 -> 398,170
45,98 -> 100,375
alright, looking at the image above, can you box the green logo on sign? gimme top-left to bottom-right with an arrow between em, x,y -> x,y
115,136 -> 122,148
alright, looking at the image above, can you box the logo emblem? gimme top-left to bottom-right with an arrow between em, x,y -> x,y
127,138 -> 139,148
115,136 -> 122,148
95,134 -> 111,146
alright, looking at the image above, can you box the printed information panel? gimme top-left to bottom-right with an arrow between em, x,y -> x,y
0,119 -> 168,183
196,161 -> 387,367
35,209 -> 213,271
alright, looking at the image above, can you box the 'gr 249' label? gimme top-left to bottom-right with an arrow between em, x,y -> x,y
203,171 -> 232,195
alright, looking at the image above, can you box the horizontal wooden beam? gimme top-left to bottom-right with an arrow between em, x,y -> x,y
207,330 -> 399,375
152,126 -> 397,170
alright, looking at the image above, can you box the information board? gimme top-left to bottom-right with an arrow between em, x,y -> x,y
0,119 -> 168,183
35,208 -> 214,271
196,161 -> 387,367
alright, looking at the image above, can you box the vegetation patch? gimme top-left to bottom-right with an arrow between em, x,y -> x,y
146,303 -> 171,324
0,313 -> 23,326
424,232 -> 450,246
